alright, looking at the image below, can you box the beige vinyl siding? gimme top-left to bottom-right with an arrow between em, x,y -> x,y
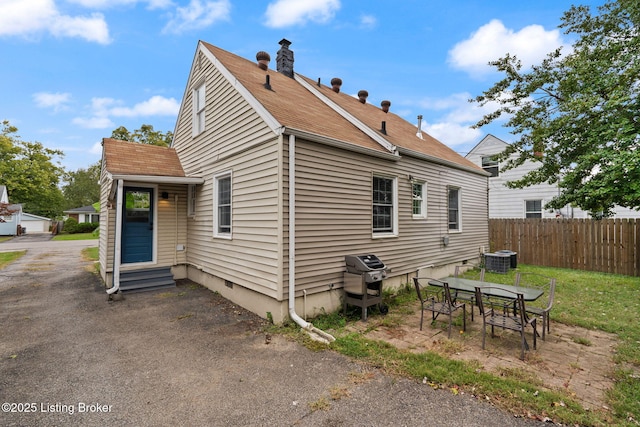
185,139 -> 281,298
172,51 -> 275,176
155,185 -> 189,266
99,172 -> 114,282
284,139 -> 489,297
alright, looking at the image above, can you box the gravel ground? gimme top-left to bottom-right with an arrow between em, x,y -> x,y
0,236 -> 544,426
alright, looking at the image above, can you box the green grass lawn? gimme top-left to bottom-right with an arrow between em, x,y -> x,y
0,250 -> 26,269
82,247 -> 99,261
290,264 -> 640,427
52,232 -> 99,241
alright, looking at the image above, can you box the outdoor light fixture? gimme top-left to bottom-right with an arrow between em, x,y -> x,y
161,192 -> 169,199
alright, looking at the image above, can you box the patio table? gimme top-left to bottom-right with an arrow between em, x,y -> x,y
427,277 -> 544,302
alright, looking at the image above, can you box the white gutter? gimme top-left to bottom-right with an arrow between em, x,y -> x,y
108,174 -> 204,185
107,179 -> 124,295
288,134 -> 335,344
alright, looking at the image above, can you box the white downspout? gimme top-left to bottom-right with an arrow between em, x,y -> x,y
107,179 -> 124,295
288,134 -> 335,344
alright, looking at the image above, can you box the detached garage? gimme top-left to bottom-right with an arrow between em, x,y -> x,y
21,212 -> 52,234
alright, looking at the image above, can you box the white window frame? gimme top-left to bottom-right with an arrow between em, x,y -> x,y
192,80 -> 206,137
372,174 -> 398,238
448,186 -> 462,232
525,199 -> 543,218
481,156 -> 499,177
412,181 -> 427,219
213,171 -> 232,239
187,184 -> 196,217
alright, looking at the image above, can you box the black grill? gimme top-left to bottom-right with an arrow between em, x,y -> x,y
343,254 -> 387,321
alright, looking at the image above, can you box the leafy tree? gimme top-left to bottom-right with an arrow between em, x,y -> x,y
111,124 -> 173,147
0,202 -> 19,217
0,120 -> 65,218
62,162 -> 101,209
471,0 -> 640,217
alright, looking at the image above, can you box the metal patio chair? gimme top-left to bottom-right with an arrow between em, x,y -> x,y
515,273 -> 556,340
475,286 -> 537,360
413,277 -> 466,338
452,264 -> 485,321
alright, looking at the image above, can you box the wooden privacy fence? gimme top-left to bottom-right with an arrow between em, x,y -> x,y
489,218 -> 640,277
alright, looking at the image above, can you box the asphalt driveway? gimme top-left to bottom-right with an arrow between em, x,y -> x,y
0,239 -> 543,426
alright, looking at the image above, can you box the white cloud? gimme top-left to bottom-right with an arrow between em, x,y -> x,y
72,95 -> 179,129
67,0 -> 136,7
0,0 -> 111,44
51,13 -> 110,44
90,142 -> 104,155
110,96 -> 180,117
414,92 -> 509,149
359,14 -> 376,29
424,121 -> 482,149
67,0 -> 171,9
72,116 -> 114,129
264,0 -> 340,28
162,0 -> 231,34
33,92 -> 72,111
448,19 -> 566,77
418,92 -> 502,124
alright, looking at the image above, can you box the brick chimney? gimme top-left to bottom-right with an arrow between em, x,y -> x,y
276,39 -> 294,78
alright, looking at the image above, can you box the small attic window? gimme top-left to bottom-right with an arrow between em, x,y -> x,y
481,156 -> 499,177
192,80 -> 206,137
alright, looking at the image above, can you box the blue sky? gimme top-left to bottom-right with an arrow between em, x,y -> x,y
1,0 -> 603,172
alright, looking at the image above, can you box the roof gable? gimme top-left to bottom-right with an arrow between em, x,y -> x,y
466,134 -> 508,158
102,138 -> 186,177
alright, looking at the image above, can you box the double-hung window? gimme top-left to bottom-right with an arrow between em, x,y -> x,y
412,181 -> 426,219
448,187 -> 461,231
481,156 -> 499,177
193,81 -> 206,136
187,184 -> 196,217
525,200 -> 542,218
214,172 -> 232,238
372,175 -> 397,236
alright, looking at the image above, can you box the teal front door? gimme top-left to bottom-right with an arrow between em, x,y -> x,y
122,187 -> 154,264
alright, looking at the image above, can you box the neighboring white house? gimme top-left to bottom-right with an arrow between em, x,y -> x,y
0,185 -> 23,236
466,134 -> 640,219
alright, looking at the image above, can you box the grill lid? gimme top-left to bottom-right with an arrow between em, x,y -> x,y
345,254 -> 386,272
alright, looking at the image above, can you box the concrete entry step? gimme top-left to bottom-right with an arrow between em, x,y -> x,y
119,267 -> 176,293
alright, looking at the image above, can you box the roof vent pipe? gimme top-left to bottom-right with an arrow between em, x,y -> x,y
264,74 -> 272,90
317,77 -> 321,86
357,90 -> 368,104
381,121 -> 387,135
416,115 -> 424,139
256,51 -> 270,70
331,77 -> 342,93
381,100 -> 391,113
